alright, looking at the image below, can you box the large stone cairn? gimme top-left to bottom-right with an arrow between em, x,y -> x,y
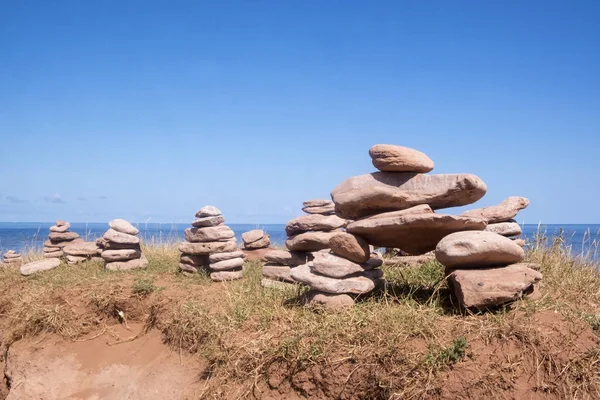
98,219 -> 148,271
242,229 -> 270,249
43,220 -> 82,259
261,199 -> 347,289
2,250 -> 23,267
178,206 -> 244,282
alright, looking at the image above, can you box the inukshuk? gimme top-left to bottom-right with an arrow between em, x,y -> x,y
178,206 -> 244,282
261,200 -> 346,289
98,219 -> 148,271
2,250 -> 23,266
43,220 -> 82,259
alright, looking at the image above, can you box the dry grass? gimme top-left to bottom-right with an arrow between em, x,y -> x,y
0,234 -> 599,399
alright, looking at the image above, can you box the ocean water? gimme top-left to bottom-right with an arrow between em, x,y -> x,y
0,222 -> 599,260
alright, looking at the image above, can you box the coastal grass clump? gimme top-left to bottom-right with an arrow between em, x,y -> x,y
0,232 -> 598,398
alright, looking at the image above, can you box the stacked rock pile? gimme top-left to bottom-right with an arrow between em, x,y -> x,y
63,242 -> 102,265
462,196 -> 529,247
2,250 -> 23,266
261,200 -> 347,288
43,221 -> 82,259
178,206 -> 244,282
98,219 -> 148,271
242,229 -> 270,249
436,231 -> 542,309
290,232 -> 384,309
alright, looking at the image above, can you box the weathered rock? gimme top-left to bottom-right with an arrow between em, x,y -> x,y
285,214 -> 347,236
191,215 -> 225,228
262,263 -> 294,282
20,258 -> 61,276
179,263 -> 201,273
384,254 -> 435,267
286,231 -> 340,252
195,206 -> 222,218
49,223 -> 71,233
109,219 -> 139,235
484,221 -> 522,237
180,254 -> 209,266
98,239 -> 140,251
210,257 -> 244,271
48,231 -> 80,242
329,233 -> 370,263
242,230 -> 266,244
303,199 -> 333,208
47,238 -> 85,248
103,229 -> 140,245
513,238 -> 526,247
331,172 -> 487,219
244,235 -> 271,249
264,250 -> 312,266
311,252 -> 379,278
302,290 -> 355,310
448,264 -> 543,308
63,242 -> 99,256
178,240 -> 237,255
369,144 -> 434,173
461,197 -> 530,224
208,251 -> 245,263
101,249 -> 142,262
210,268 -> 244,281
66,255 -> 88,264
56,220 -> 68,226
302,204 -> 335,215
436,231 -> 525,268
184,226 -> 234,243
3,251 -> 21,259
290,264 -> 383,295
105,255 -> 149,271
261,278 -> 297,290
43,250 -> 63,258
347,206 -> 487,255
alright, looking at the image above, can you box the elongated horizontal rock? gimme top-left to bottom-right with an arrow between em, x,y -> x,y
242,229 -> 266,244
461,196 -> 529,224
105,255 -> 148,271
49,223 -> 70,233
192,215 -> 225,228
63,242 -> 99,256
311,252 -> 379,279
435,231 -> 525,268
210,257 -> 244,271
195,206 -> 222,218
285,214 -> 347,236
103,229 -> 140,245
262,263 -> 294,282
331,172 -> 487,219
286,231 -> 340,252
261,278 -> 297,290
384,254 -> 435,267
178,240 -> 237,255
303,199 -> 333,208
102,249 -> 142,262
301,290 -> 355,310
264,250 -> 313,266
211,267 -> 244,282
208,251 -> 245,263
347,207 -> 487,254
184,226 -> 234,243
484,221 -> 522,237
448,264 -> 542,308
109,219 -> 139,235
302,204 -> 335,215
43,251 -> 63,258
290,264 -> 383,295
48,231 -> 80,242
66,255 -> 88,264
20,258 -> 61,276
179,263 -> 201,274
180,254 -> 209,266
369,144 -> 434,173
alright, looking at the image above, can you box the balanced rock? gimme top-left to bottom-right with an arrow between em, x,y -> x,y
264,250 -> 312,266
210,267 -> 244,282
184,225 -> 234,243
105,255 -> 149,271
262,264 -> 294,282
347,205 -> 487,254
209,251 -> 245,263
462,197 -> 530,224
286,231 -> 341,252
329,233 -> 371,263
103,229 -> 140,245
285,214 -> 347,236
302,200 -> 335,215
192,215 -> 225,228
242,229 -> 271,249
109,219 -> 139,235
290,264 -> 383,295
331,172 -> 487,220
484,221 -> 522,237
48,231 -> 80,242
311,252 -> 381,279
63,242 -> 99,257
20,258 -> 61,276
435,231 -> 525,268
210,257 -> 244,271
369,144 -> 434,173
195,206 -> 222,218
178,239 -> 237,255
49,223 -> 70,233
101,219 -> 146,271
448,264 -> 542,308
102,249 -> 142,262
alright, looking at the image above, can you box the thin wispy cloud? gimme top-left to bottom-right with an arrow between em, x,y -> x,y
44,193 -> 66,204
77,196 -> 88,202
6,196 -> 27,204
96,195 -> 108,200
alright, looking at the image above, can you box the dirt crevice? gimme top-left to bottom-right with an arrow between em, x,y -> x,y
1,344 -> 11,400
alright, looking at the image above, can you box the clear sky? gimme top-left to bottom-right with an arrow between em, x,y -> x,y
1,1 -> 598,224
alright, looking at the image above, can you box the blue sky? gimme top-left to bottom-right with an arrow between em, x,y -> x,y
0,1 -> 598,224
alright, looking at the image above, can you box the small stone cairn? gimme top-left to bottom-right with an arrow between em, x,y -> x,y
43,220 -> 82,259
98,219 -> 148,271
178,206 -> 244,282
2,250 -> 23,267
242,229 -> 270,249
311,143 -> 542,310
261,199 -> 347,290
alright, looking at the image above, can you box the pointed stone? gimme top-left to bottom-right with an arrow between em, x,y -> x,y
461,197 -> 529,224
